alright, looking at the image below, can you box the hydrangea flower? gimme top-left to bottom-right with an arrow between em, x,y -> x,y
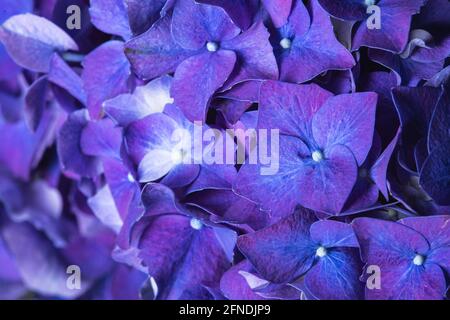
235,81 -> 377,218
0,0 -> 449,301
125,0 -> 278,121
353,216 -> 450,299
318,0 -> 426,53
238,208 -> 365,300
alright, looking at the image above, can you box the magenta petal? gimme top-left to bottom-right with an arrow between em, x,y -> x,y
0,13 -> 78,72
82,40 -> 132,119
125,14 -> 194,80
172,0 -> 240,50
171,50 -> 236,121
312,92 -> 378,165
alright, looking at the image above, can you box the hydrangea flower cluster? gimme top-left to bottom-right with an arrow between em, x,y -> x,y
0,0 -> 449,300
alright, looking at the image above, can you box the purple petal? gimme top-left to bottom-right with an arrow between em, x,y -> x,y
278,0 -> 355,83
353,0 -> 426,53
80,118 -> 122,159
234,135 -> 305,221
400,216 -> 450,274
0,13 -> 78,72
237,209 -> 318,283
222,21 -> 279,88
419,142 -> 450,206
428,89 -> 450,153
258,81 -> 333,138
197,0 -> 259,30
171,50 -> 236,121
24,76 -> 50,132
89,0 -> 132,39
125,14 -> 194,80
57,110 -> 102,179
352,218 -> 447,299
310,220 -> 358,248
297,144 -> 358,214
1,222 -> 87,298
103,158 -> 139,219
305,248 -> 364,300
371,128 -> 400,198
138,214 -> 235,299
82,40 -> 133,119
352,218 -> 430,264
87,185 -> 123,233
220,260 -> 268,300
312,92 -> 378,165
369,48 -> 444,86
126,0 -> 167,35
104,75 -> 173,127
317,0 -> 367,21
172,0 -> 240,51
47,53 -> 87,105
262,0 -> 293,27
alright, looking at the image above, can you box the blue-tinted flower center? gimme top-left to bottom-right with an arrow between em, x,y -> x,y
190,218 -> 203,230
358,168 -> 369,178
413,254 -> 425,266
280,38 -> 292,49
311,150 -> 324,162
206,41 -> 219,52
315,246 -> 327,258
365,0 -> 376,6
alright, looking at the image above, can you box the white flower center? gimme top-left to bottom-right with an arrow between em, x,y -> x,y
365,0 -> 375,6
190,218 -> 203,230
280,38 -> 292,49
127,172 -> 135,182
316,246 -> 327,258
206,41 -> 219,52
413,254 -> 424,266
312,150 -> 324,162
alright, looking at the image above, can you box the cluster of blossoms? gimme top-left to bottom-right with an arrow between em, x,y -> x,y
0,0 -> 449,300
